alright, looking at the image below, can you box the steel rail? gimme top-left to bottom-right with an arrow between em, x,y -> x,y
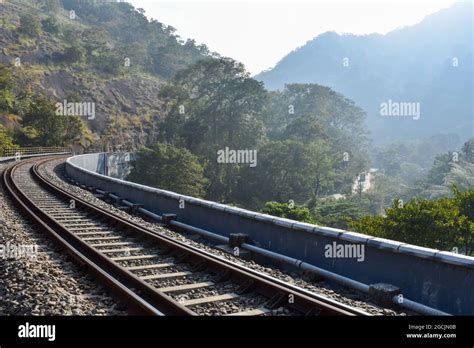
3,157 -> 164,315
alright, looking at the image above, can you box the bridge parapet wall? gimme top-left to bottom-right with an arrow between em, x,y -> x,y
65,153 -> 474,315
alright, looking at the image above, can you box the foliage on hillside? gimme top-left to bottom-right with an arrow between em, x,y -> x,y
234,140 -> 337,208
157,57 -> 268,202
7,0 -> 210,78
351,187 -> 474,254
0,0 -> 212,150
0,63 -> 88,152
313,196 -> 375,230
265,84 -> 369,195
261,201 -> 318,224
0,124 -> 17,154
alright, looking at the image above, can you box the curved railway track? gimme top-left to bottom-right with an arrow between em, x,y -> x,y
3,156 -> 370,316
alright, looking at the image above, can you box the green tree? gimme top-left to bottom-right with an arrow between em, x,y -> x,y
0,125 -> 17,156
96,51 -> 122,75
266,84 -> 367,147
127,143 -> 208,197
234,140 -> 336,208
17,14 -> 42,38
62,116 -> 85,145
266,84 -> 369,194
261,201 -> 318,224
426,153 -> 454,185
41,16 -> 60,34
282,113 -> 328,143
314,197 -> 369,230
452,187 -> 474,254
40,0 -> 62,13
350,188 -> 474,254
20,97 -> 63,146
159,57 -> 268,201
62,45 -> 86,64
0,65 -> 15,112
462,138 -> 474,163
159,57 -> 267,153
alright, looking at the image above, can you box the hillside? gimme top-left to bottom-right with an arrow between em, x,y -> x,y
256,2 -> 473,143
0,0 -> 211,149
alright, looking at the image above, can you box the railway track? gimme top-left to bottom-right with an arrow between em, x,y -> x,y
3,156 -> 369,316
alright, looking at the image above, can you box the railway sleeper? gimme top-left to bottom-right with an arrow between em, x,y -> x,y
158,281 -> 214,293
264,292 -> 286,309
180,293 -> 240,307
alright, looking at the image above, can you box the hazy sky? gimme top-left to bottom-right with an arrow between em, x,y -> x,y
129,0 -> 457,74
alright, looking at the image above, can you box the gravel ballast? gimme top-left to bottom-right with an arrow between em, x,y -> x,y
0,161 -> 128,316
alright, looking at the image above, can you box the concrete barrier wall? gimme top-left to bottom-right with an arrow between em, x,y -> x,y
64,153 -> 133,179
62,152 -> 105,173
65,153 -> 474,315
106,152 -> 135,179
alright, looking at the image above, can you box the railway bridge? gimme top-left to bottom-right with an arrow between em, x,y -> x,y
1,151 -> 473,316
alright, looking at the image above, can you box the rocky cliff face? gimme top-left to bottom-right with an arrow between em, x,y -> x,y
0,0 -> 208,149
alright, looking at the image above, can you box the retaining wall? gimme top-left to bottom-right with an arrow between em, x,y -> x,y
65,153 -> 474,315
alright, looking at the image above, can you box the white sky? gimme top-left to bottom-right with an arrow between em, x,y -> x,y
129,0 -> 457,74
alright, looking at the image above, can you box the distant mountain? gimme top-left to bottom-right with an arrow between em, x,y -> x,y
256,2 -> 473,143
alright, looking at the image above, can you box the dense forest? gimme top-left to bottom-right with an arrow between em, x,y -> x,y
0,0 -> 472,255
